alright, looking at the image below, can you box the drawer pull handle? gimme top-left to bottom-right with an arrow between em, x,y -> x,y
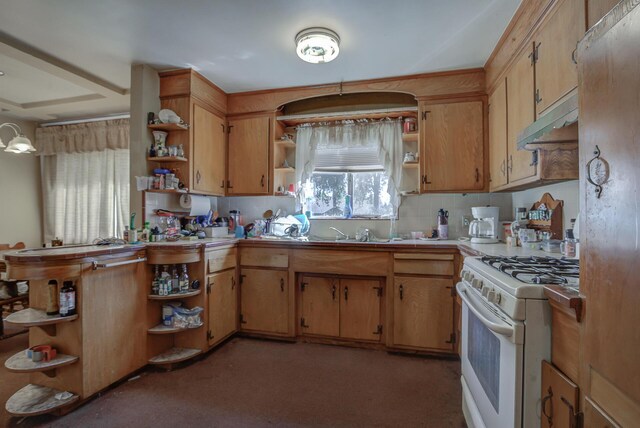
92,257 -> 146,270
399,284 -> 404,300
344,286 -> 348,301
280,278 -> 284,292
331,284 -> 337,300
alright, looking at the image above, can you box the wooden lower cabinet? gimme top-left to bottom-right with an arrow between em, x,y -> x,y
239,268 -> 288,334
339,278 -> 383,342
299,275 -> 383,342
300,276 -> 339,337
392,276 -> 454,352
207,269 -> 237,346
541,360 -> 580,428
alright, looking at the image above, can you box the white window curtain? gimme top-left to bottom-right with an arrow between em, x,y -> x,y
295,119 -> 403,211
35,119 -> 130,244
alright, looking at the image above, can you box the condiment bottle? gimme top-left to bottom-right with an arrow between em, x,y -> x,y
151,266 -> 160,295
59,281 -> 76,317
171,266 -> 179,293
179,264 -> 189,292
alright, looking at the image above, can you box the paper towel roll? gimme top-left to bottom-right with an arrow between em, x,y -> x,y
179,194 -> 210,216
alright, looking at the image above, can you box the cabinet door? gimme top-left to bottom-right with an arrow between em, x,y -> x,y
300,276 -> 339,337
534,0 -> 585,116
208,269 -> 237,346
192,104 -> 226,195
339,278 -> 382,342
506,46 -> 537,183
420,101 -> 484,192
393,276 -> 454,351
227,116 -> 270,195
489,79 -> 508,190
240,268 -> 288,334
541,361 -> 580,428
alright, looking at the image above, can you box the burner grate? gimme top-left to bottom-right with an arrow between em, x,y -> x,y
481,255 -> 579,285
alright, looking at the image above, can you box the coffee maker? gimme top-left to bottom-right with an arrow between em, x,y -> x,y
469,206 -> 500,244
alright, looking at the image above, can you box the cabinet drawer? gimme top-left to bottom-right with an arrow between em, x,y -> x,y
240,247 -> 288,268
393,253 -> 454,276
207,247 -> 237,273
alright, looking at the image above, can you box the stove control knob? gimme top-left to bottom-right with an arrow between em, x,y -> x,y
495,292 -> 502,304
487,290 -> 496,303
482,287 -> 490,297
472,278 -> 483,289
463,271 -> 472,282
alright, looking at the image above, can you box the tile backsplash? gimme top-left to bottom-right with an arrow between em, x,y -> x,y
217,192 -> 512,239
144,183 -> 580,240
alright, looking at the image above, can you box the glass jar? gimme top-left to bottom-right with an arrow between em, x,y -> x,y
403,117 -> 417,133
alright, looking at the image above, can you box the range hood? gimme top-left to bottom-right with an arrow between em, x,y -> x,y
517,92 -> 578,150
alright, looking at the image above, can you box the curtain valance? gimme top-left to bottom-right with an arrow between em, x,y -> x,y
35,119 -> 129,156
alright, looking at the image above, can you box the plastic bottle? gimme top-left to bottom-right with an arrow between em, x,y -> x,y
437,209 -> 449,239
59,281 -> 76,317
344,195 -> 353,219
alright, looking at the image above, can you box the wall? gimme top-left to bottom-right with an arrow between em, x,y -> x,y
130,64 -> 160,220
216,192 -> 512,240
0,115 -> 42,247
511,180 -> 580,233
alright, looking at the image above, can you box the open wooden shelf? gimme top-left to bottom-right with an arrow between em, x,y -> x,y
148,347 -> 202,365
5,351 -> 79,373
402,162 -> 419,169
148,323 -> 203,335
148,289 -> 201,300
274,139 -> 296,148
402,132 -> 419,142
148,123 -> 189,131
274,167 -> 295,173
147,156 -> 188,163
144,189 -> 188,194
5,309 -> 78,328
5,384 -> 79,417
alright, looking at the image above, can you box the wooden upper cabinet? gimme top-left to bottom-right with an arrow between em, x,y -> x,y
420,100 -> 485,192
299,276 -> 339,337
192,104 -> 226,196
506,45 -> 537,184
227,116 -> 271,195
534,0 -> 586,116
207,269 -> 237,346
239,268 -> 288,334
339,278 -> 382,342
488,80 -> 508,190
392,276 -> 454,351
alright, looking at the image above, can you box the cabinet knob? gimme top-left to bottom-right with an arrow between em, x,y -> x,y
344,286 -> 348,301
280,278 -> 284,292
196,170 -> 201,184
475,168 -> 480,183
331,284 -> 337,300
260,175 -> 265,187
220,180 -> 225,188
399,284 -> 404,300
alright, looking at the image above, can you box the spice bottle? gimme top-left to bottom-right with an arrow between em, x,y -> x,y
179,264 -> 189,292
59,281 -> 76,317
46,280 -> 59,315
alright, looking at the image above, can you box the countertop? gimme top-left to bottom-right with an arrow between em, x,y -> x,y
4,236 -> 566,262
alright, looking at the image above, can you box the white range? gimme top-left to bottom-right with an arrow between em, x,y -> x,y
456,255 -> 579,428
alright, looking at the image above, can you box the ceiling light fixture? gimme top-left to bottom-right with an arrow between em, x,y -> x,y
0,123 -> 36,154
0,71 -> 5,76
295,27 -> 340,64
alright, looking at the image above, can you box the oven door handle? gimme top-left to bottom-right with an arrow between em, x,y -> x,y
456,282 -> 514,338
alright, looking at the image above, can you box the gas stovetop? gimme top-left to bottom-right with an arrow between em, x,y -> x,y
481,256 -> 579,287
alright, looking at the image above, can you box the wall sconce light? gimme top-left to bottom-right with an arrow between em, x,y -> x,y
0,123 -> 36,153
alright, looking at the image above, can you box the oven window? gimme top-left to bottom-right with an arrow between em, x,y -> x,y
468,310 -> 501,412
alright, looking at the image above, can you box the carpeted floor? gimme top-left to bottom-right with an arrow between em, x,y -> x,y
2,337 -> 465,428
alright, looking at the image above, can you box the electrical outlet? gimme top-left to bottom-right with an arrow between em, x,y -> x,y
462,215 -> 473,228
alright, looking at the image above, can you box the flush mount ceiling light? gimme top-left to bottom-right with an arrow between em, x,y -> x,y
0,123 -> 36,153
295,27 -> 340,64
0,71 -> 5,76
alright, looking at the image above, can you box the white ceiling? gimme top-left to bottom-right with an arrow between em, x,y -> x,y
0,0 -> 520,120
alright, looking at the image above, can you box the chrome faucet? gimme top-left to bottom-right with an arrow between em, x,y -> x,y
329,226 -> 349,240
